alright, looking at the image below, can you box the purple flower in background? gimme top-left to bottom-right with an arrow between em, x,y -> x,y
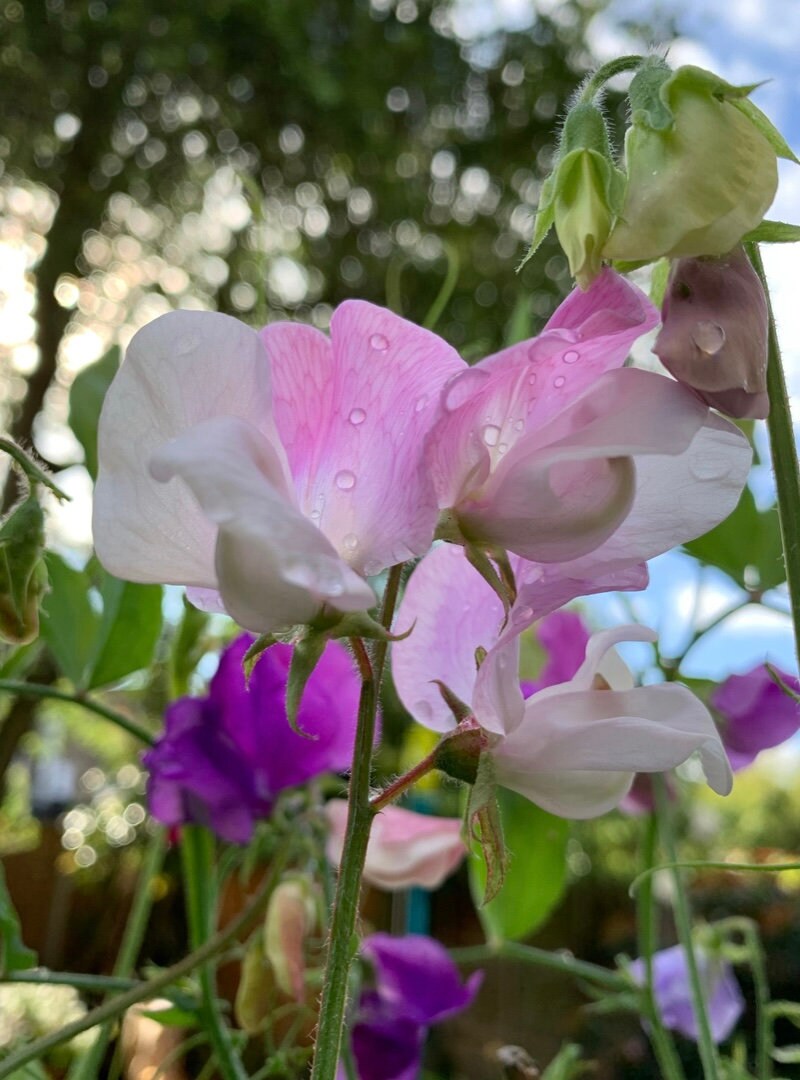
712,664 -> 800,770
348,934 -> 482,1080
521,609 -> 590,698
144,635 -> 360,843
629,944 -> 744,1043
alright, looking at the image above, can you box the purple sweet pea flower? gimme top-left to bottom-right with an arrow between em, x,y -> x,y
348,934 -> 482,1080
144,635 -> 360,843
629,944 -> 744,1044
712,664 -> 800,770
521,610 -> 591,698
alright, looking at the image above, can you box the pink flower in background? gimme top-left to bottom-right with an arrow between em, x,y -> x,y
712,663 -> 800,770
325,800 -> 466,891
93,303 -> 462,632
393,545 -> 731,818
427,269 -> 750,564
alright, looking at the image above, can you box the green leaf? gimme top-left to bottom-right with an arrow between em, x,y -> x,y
742,220 -> 800,244
169,596 -> 210,697
0,861 -> 36,976
39,553 -> 99,684
85,574 -> 163,689
68,347 -> 120,479
684,487 -> 785,591
472,786 -> 569,943
541,1043 -> 590,1080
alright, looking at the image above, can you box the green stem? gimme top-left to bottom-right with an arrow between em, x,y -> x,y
580,55 -> 645,102
422,242 -> 460,331
67,829 -> 167,1080
181,826 -> 249,1080
636,814 -> 687,1080
0,865 -> 278,1080
738,920 -> 773,1078
0,680 -> 154,745
0,437 -> 70,501
450,942 -> 628,992
3,971 -> 138,993
747,243 -> 800,668
631,859 -> 800,895
310,564 -> 403,1080
369,749 -> 438,811
653,777 -> 720,1080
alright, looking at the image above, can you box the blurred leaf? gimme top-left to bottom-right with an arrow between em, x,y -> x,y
169,596 -> 210,697
742,220 -> 800,244
541,1043 -> 590,1080
8,1064 -> 48,1080
68,347 -> 120,480
139,1003 -> 202,1028
86,575 -> 163,690
471,786 -> 569,942
39,553 -> 99,684
0,861 -> 36,976
684,488 -> 785,591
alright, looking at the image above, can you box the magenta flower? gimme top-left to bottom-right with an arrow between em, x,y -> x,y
94,304 -> 462,633
427,269 -> 750,564
143,635 -> 360,843
348,934 -> 482,1080
393,545 -> 731,817
325,800 -> 466,891
629,944 -> 744,1043
712,664 -> 800,770
521,609 -> 590,697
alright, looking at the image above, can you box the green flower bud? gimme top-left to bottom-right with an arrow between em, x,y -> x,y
604,64 -> 781,262
0,494 -> 48,645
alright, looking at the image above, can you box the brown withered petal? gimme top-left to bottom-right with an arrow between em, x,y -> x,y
653,245 -> 769,419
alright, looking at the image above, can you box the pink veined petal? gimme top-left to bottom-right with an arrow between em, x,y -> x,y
392,544 -> 504,733
324,800 -> 466,891
150,416 -> 375,633
458,368 -> 708,562
427,270 -> 658,508
93,310 -> 287,586
265,302 -> 463,575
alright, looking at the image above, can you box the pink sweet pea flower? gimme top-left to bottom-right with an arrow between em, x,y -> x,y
712,664 -> 800,770
428,269 -> 751,564
93,304 -> 463,633
392,545 -> 731,817
324,799 -> 466,891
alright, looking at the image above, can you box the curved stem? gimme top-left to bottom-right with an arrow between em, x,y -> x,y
450,942 -> 627,992
0,680 -> 154,745
0,437 -> 69,501
0,863 -> 278,1080
580,55 -> 644,102
746,243 -> 800,668
311,564 -> 403,1080
422,242 -> 460,331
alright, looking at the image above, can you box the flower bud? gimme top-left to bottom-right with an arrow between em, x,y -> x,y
604,63 -> 779,262
653,246 -> 769,419
0,494 -> 48,645
234,936 -> 273,1034
263,876 -> 317,1002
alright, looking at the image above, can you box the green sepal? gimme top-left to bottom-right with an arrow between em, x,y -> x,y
731,97 -> 799,163
766,662 -> 800,703
325,609 -> 413,643
742,220 -> 800,244
432,681 -> 474,725
0,494 -> 48,646
242,632 -> 280,684
517,171 -> 557,271
466,752 -> 507,905
463,542 -> 514,618
432,720 -> 487,785
286,632 -> 327,737
649,257 -> 671,307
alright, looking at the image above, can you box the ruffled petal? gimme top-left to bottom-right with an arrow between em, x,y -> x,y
94,310 -> 285,586
151,416 -> 375,633
265,302 -> 463,574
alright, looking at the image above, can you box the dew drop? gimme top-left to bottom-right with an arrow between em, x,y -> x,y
369,332 -> 389,352
335,469 -> 356,490
691,320 -> 726,355
326,581 -> 344,598
309,509 -> 321,521
498,442 -> 508,454
444,368 -> 491,412
527,371 -> 538,386
689,455 -> 729,481
482,423 -> 500,447
348,407 -> 366,426
414,700 -> 434,723
175,333 -> 202,356
414,394 -> 429,413
343,532 -> 358,551
516,605 -> 534,622
283,563 -> 315,589
514,419 -> 525,432
563,349 -> 579,364
364,558 -> 383,576
553,375 -> 566,388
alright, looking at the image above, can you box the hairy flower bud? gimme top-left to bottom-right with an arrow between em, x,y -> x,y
653,246 -> 769,419
604,63 -> 780,262
0,494 -> 48,645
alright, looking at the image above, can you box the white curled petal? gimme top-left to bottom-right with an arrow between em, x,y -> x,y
151,416 -> 375,633
93,309 -> 287,586
570,625 -> 657,691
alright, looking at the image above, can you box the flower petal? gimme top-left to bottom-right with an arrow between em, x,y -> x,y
94,310 -> 285,586
265,302 -> 463,574
392,544 -> 505,733
151,415 -> 375,633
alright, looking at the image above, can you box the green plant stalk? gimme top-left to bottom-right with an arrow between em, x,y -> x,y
746,243 -> 800,668
4,971 -> 138,993
0,864 -> 278,1079
181,826 -> 249,1080
636,814 -> 687,1080
0,680 -> 154,745
422,241 -> 460,331
580,55 -> 644,102
737,920 -> 773,1079
653,778 -> 720,1080
67,829 -> 167,1080
310,565 -> 403,1080
450,942 -> 628,992
0,437 -> 69,501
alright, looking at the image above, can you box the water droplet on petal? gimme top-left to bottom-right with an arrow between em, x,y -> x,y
691,320 -> 726,355
369,332 -> 389,352
414,699 -> 434,723
498,442 -> 508,454
309,509 -> 321,521
335,470 -> 356,491
283,562 -> 316,589
482,424 -> 500,447
444,368 -> 491,412
563,350 -> 579,364
527,371 -> 538,386
176,333 -> 202,356
343,532 -> 358,551
516,605 -> 534,622
414,394 -> 429,412
553,375 -> 566,388
326,581 -> 344,598
689,455 -> 730,481
514,419 -> 525,432
348,407 -> 366,425
364,558 -> 383,576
